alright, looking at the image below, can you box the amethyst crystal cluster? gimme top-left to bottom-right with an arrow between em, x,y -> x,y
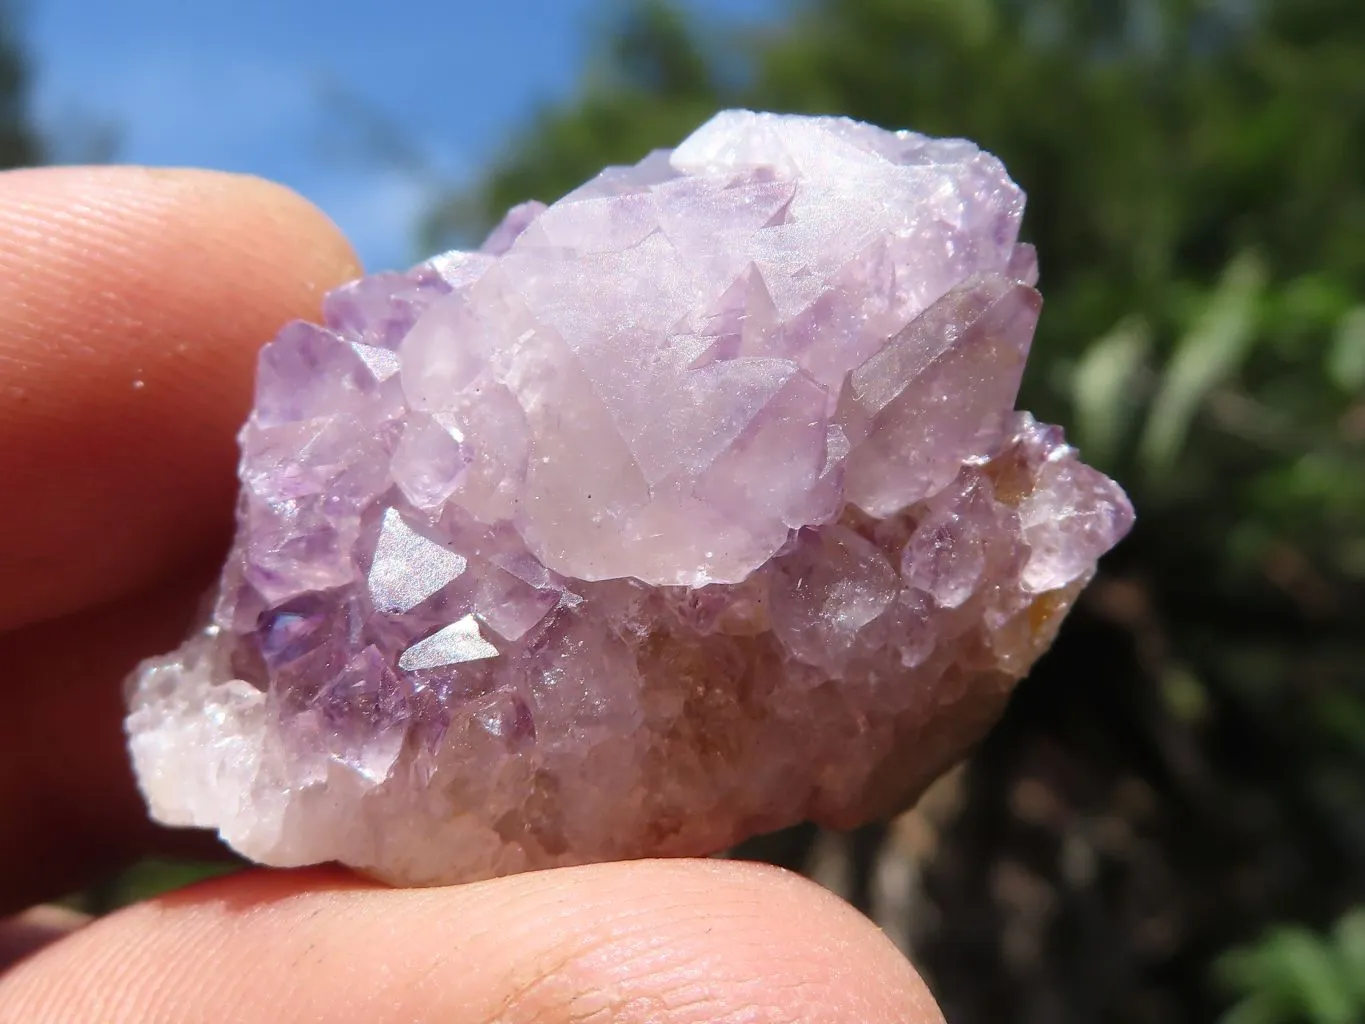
127,111 -> 1133,885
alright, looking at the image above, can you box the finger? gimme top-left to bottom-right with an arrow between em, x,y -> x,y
0,166 -> 360,632
0,906 -> 89,972
0,861 -> 944,1024
0,167 -> 356,907
0,568 -> 234,914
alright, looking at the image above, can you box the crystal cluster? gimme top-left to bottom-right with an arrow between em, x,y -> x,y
126,111 -> 1133,885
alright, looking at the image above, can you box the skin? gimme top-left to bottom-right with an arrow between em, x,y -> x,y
0,167 -> 945,1023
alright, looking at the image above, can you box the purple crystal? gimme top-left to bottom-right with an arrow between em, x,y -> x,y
126,111 -> 1133,884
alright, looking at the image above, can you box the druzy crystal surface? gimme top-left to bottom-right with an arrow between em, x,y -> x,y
126,111 -> 1133,885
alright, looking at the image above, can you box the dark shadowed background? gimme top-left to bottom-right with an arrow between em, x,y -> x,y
5,1 -> 1363,1021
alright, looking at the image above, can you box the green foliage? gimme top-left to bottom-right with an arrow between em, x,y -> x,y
1070,314 -> 1151,470
431,0 -> 1365,1016
75,860 -> 240,915
1215,908 -> 1365,1024
1137,252 -> 1265,478
0,0 -> 40,168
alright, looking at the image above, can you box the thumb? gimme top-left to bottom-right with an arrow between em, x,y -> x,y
0,860 -> 944,1024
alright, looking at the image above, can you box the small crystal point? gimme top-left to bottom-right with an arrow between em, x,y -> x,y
126,111 -> 1133,885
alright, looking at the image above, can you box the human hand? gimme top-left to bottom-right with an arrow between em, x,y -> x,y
0,167 -> 943,1023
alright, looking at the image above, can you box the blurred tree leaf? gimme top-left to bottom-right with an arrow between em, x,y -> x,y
1328,307 -> 1365,392
1071,314 -> 1151,469
1216,912 -> 1365,1024
1333,909 -> 1365,1003
1140,252 -> 1266,478
1220,994 -> 1296,1024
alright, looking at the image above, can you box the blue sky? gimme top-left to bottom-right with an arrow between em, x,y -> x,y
29,0 -> 775,270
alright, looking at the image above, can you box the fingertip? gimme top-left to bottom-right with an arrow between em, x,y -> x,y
0,906 -> 90,972
138,166 -> 364,289
0,165 -> 361,628
0,860 -> 943,1024
0,164 -> 360,279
